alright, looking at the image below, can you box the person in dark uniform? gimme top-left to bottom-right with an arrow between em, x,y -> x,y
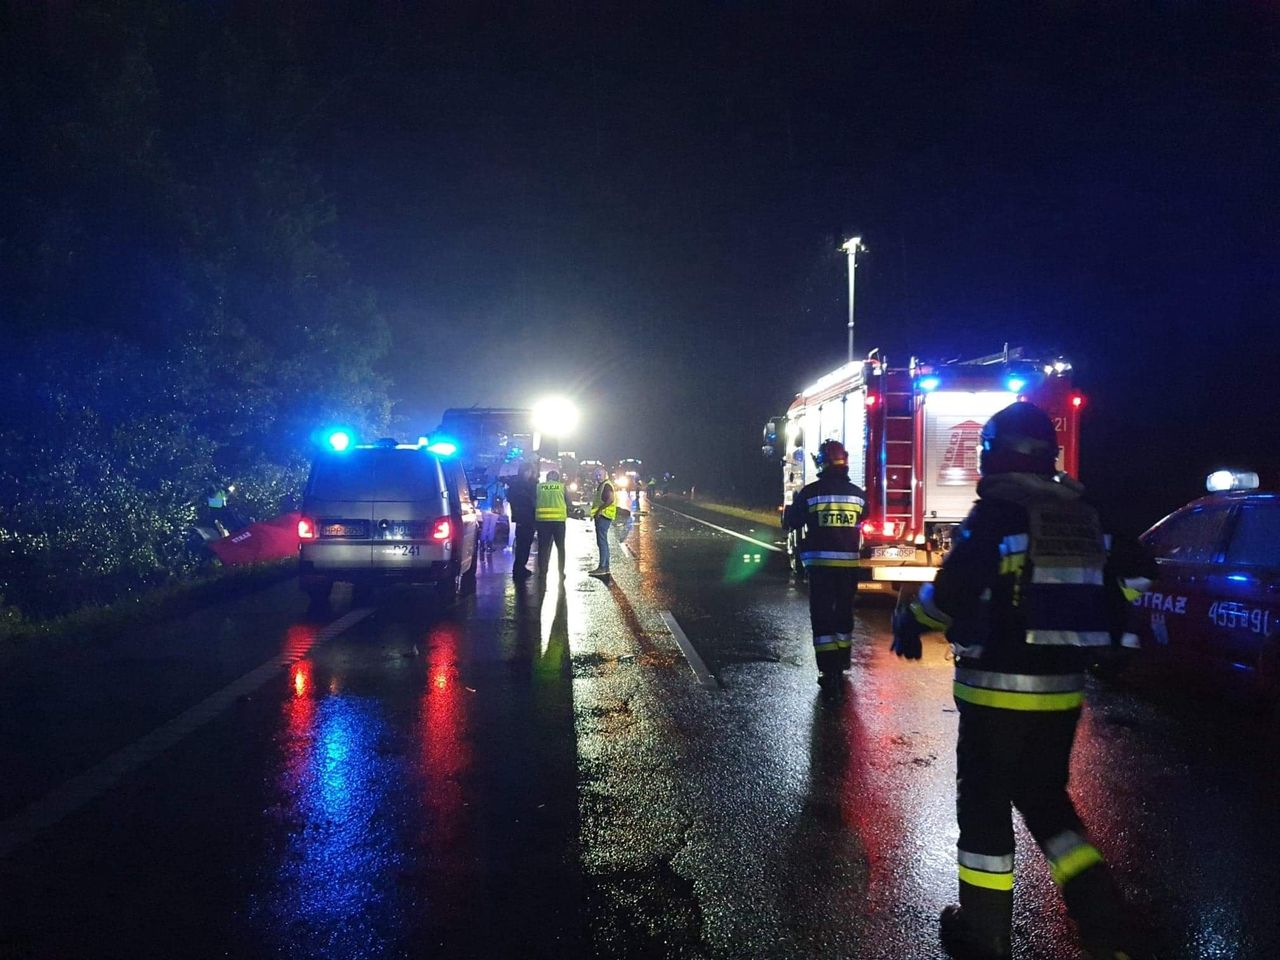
892,401 -> 1154,960
783,439 -> 866,700
507,463 -> 537,581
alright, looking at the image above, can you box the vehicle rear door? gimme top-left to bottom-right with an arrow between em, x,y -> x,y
444,460 -> 479,572
1210,500 -> 1280,670
1142,502 -> 1236,656
373,451 -> 447,571
306,455 -> 376,568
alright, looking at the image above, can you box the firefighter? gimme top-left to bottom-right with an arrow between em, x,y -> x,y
783,439 -> 866,699
891,401 -> 1153,960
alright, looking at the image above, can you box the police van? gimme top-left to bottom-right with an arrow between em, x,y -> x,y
297,434 -> 480,606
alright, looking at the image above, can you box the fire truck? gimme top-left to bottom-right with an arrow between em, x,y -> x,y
766,347 -> 1084,591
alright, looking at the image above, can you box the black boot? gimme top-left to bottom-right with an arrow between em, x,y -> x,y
939,905 -> 1011,960
1064,865 -> 1157,960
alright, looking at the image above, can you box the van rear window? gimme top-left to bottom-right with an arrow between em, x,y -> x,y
307,450 -> 443,501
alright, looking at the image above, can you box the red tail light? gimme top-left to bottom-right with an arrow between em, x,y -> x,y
431,518 -> 452,541
862,520 -> 900,538
1071,393 -> 1085,409
298,517 -> 316,539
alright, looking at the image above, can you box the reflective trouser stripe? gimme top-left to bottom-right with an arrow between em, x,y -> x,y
954,669 -> 1085,694
814,634 -> 840,652
1050,843 -> 1105,886
835,633 -> 851,648
954,682 -> 1084,711
959,865 -> 1014,891
959,849 -> 1014,873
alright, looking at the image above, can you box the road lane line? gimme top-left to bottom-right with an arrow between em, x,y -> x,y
0,606 -> 374,860
654,504 -> 783,553
659,610 -> 718,689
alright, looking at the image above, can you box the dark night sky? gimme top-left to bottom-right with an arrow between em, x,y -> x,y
42,2 -> 1280,522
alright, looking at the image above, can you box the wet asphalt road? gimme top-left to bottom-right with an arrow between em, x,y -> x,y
2,499 -> 1279,959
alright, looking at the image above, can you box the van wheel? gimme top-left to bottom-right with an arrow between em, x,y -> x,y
460,543 -> 478,597
435,571 -> 458,608
301,576 -> 333,606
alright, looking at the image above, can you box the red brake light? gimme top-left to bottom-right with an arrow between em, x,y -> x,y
298,517 -> 316,539
431,518 -> 451,541
862,520 -> 877,535
864,394 -> 878,407
1071,394 -> 1085,409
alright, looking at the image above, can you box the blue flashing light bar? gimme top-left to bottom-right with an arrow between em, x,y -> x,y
327,430 -> 352,452
426,439 -> 458,456
1006,376 -> 1027,393
917,375 -> 941,392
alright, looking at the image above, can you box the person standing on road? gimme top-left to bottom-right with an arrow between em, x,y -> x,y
891,401 -> 1153,960
783,439 -> 866,700
508,463 -> 538,581
535,469 -> 571,579
588,467 -> 617,579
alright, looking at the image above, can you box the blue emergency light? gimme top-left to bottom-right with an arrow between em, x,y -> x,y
917,375 -> 941,392
1006,375 -> 1027,393
426,439 -> 458,456
326,430 -> 352,452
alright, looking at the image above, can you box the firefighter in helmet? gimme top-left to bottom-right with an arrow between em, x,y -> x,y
892,401 -> 1153,960
783,438 -> 866,699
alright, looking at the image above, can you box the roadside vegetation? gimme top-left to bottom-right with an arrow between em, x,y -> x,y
0,4 -> 390,627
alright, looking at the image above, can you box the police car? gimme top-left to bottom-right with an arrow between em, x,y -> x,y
1133,470 -> 1280,686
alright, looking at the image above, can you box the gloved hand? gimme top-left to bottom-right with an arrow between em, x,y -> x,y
891,606 -> 924,660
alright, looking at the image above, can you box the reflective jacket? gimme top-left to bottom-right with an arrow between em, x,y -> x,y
535,482 -> 569,521
591,480 -> 617,521
784,469 -> 866,568
910,473 -> 1135,712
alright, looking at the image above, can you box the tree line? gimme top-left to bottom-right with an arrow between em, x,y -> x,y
0,3 -> 390,620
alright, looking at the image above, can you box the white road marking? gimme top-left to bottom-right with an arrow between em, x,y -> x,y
0,606 -> 374,860
659,610 -> 718,689
654,503 -> 783,553
620,541 -> 634,559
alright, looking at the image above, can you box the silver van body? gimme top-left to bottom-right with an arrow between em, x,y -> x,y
298,445 -> 479,603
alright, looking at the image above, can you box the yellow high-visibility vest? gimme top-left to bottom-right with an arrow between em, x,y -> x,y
535,482 -> 567,521
591,480 -> 617,521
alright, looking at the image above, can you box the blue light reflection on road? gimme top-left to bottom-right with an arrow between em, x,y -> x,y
265,671 -> 407,959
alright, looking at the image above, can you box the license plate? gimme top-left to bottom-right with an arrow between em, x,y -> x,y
321,521 -> 369,538
383,544 -> 422,557
872,545 -> 913,560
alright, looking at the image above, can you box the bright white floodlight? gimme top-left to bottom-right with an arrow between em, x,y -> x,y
532,396 -> 579,437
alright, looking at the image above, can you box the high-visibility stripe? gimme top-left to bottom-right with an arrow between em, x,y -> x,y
958,865 -> 1014,891
910,601 -> 949,632
1000,534 -> 1029,555
1120,632 -> 1140,649
1050,843 -> 1104,886
1024,629 -> 1111,647
954,668 -> 1085,694
1044,830 -> 1089,861
1122,577 -> 1153,592
535,483 -> 567,521
1030,566 -> 1104,586
954,682 -> 1084,712
912,583 -> 952,630
958,849 -> 1014,873
806,495 -> 866,507
813,634 -> 841,652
